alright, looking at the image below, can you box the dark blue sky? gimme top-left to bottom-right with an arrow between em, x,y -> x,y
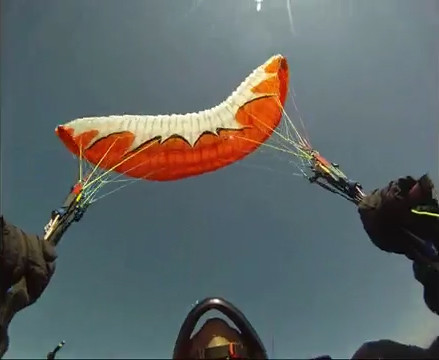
1,0 -> 439,358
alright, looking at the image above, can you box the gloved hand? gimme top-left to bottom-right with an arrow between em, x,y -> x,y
1,215 -> 57,305
357,175 -> 439,316
357,174 -> 439,256
0,216 -> 57,358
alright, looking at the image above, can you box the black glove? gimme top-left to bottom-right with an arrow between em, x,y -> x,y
358,175 -> 439,316
0,215 -> 57,304
358,174 -> 439,256
0,216 -> 57,358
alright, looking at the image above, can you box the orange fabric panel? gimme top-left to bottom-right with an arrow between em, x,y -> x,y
56,55 -> 289,181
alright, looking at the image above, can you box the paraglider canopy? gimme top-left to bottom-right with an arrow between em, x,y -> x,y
55,55 -> 289,182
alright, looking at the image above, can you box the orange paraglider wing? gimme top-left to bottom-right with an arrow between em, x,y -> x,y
56,54 -> 289,181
